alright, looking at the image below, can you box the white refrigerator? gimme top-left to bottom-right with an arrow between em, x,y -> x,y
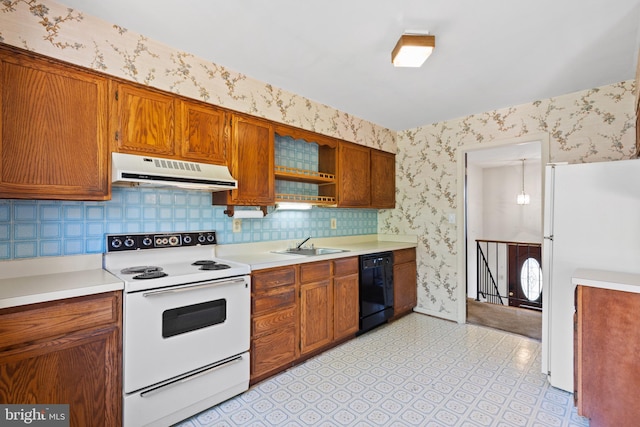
543,159 -> 640,392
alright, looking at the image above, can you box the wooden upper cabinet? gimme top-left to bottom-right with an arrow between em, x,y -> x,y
178,99 -> 227,165
337,141 -> 370,207
213,114 -> 274,206
112,82 -> 229,165
112,82 -> 176,157
0,46 -> 110,200
370,149 -> 396,209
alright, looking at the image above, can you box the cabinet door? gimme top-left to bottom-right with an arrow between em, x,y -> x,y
0,292 -> 122,426
178,99 -> 227,165
251,321 -> 296,381
575,285 -> 640,426
338,141 -> 370,207
0,48 -> 109,200
333,273 -> 359,340
222,114 -> 274,205
394,260 -> 417,316
370,149 -> 396,208
0,326 -> 121,426
300,280 -> 333,355
113,82 -> 176,156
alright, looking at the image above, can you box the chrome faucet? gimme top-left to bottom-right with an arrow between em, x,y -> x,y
296,236 -> 311,249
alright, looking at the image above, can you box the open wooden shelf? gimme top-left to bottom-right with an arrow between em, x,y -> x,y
275,193 -> 336,205
274,165 -> 335,184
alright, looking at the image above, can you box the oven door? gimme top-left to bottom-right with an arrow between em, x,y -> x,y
123,276 -> 250,393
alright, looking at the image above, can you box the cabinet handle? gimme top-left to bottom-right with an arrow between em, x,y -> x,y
140,355 -> 243,397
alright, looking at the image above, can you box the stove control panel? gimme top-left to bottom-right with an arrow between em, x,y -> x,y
106,231 -> 217,252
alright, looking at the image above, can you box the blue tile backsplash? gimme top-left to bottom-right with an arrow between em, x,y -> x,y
0,188 -> 377,260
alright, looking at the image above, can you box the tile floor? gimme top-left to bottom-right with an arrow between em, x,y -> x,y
176,313 -> 590,427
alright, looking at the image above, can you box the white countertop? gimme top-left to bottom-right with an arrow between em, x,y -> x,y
216,234 -> 418,270
572,268 -> 640,294
0,254 -> 123,309
0,234 -> 417,309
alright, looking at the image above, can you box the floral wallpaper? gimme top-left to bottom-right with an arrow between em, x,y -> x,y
1,0 -> 637,323
379,81 -> 637,321
0,0 -> 396,152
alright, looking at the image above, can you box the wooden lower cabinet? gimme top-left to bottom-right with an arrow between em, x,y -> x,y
0,291 -> 122,427
251,257 -> 360,383
299,262 -> 333,355
574,285 -> 640,426
250,266 -> 297,383
393,248 -> 417,318
333,257 -> 360,340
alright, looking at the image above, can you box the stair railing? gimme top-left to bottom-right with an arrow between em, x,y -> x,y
476,240 -> 504,305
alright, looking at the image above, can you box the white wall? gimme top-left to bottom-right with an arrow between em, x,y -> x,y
482,161 -> 542,243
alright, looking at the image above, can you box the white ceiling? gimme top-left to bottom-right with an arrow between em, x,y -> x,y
60,0 -> 640,131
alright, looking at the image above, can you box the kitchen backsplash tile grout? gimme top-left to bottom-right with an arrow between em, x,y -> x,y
0,190 -> 377,260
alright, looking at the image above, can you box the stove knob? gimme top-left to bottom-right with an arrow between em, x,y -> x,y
124,237 -> 135,248
168,236 -> 179,246
206,234 -> 215,243
111,238 -> 122,249
183,235 -> 192,244
142,237 -> 153,247
198,234 -> 206,244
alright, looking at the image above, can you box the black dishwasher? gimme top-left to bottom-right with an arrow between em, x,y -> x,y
358,252 -> 394,334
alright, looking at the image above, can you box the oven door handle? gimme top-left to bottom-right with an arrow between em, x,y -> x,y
141,277 -> 247,297
140,355 -> 244,398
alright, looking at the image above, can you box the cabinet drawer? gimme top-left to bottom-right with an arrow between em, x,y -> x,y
299,261 -> 331,284
394,248 -> 416,264
252,287 -> 295,316
0,292 -> 120,350
252,267 -> 296,291
333,257 -> 358,276
251,325 -> 296,378
252,307 -> 296,337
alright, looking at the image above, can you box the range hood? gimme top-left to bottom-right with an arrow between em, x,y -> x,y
112,152 -> 237,191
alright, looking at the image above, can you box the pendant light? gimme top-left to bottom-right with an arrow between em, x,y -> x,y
517,159 -> 530,205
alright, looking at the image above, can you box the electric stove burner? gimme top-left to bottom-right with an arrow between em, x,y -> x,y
199,263 -> 231,271
121,266 -> 163,274
133,270 -> 169,280
192,260 -> 217,266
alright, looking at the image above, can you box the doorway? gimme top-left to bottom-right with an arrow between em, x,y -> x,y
456,135 -> 549,340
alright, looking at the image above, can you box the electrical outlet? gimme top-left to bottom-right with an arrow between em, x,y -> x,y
232,219 -> 242,233
330,218 -> 337,229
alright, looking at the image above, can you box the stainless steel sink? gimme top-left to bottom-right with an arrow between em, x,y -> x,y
272,248 -> 349,256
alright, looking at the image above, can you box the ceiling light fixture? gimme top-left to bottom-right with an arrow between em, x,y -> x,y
392,33 -> 435,67
517,159 -> 530,205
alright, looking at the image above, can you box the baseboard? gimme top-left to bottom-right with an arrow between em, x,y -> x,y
412,306 -> 458,323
